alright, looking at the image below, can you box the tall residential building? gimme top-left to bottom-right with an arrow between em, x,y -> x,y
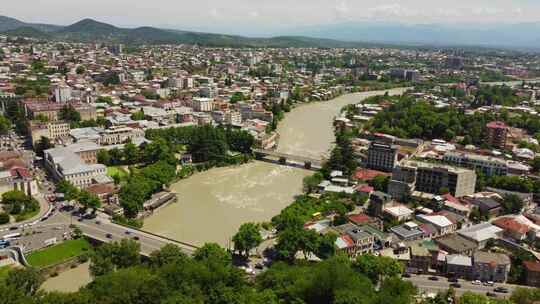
388,160 -> 476,199
366,142 -> 399,172
443,151 -> 507,176
29,121 -> 70,147
486,121 -> 508,149
54,85 -> 72,103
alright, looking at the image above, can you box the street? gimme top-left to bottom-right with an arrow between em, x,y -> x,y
404,275 -> 525,298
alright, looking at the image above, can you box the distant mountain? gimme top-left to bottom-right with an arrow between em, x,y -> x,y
0,16 -> 373,48
0,15 -> 61,33
286,22 -> 540,50
2,15 -> 539,50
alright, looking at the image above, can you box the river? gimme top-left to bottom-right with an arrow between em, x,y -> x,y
43,88 -> 406,291
143,88 -> 407,246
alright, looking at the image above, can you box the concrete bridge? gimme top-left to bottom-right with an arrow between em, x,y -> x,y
253,148 -> 324,170
78,219 -> 199,257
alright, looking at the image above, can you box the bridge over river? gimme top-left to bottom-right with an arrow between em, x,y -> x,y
253,148 -> 324,170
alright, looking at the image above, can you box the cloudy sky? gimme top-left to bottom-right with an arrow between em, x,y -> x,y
3,0 -> 540,35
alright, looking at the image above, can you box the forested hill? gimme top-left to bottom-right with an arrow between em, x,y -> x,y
0,16 -> 372,48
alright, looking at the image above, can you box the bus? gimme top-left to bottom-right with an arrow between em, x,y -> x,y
2,233 -> 21,240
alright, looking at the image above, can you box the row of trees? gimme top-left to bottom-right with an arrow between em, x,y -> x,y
146,125 -> 255,163
0,240 -> 419,304
56,181 -> 101,213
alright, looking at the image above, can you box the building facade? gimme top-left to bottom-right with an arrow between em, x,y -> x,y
366,142 -> 399,172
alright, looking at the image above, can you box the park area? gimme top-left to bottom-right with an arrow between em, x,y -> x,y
107,166 -> 129,181
26,238 -> 91,268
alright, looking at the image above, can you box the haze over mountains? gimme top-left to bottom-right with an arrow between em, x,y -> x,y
1,15 -> 539,50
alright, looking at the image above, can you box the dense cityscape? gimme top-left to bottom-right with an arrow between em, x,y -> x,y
1,9 -> 540,304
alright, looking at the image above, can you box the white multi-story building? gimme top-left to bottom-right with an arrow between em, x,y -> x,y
193,98 -> 214,112
54,85 -> 72,103
99,126 -> 145,146
443,151 -> 507,176
44,144 -> 110,188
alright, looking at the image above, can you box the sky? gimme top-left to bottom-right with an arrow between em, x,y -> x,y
3,0 -> 540,35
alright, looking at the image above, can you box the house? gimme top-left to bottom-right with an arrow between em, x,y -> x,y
334,223 -> 375,257
446,255 -> 473,280
492,217 -> 530,241
384,205 -> 414,221
409,243 -> 432,274
435,234 -> 477,255
523,261 -> 540,287
470,197 -> 502,217
457,223 -> 503,249
473,251 -> 511,283
348,213 -> 383,230
391,222 -> 425,241
416,214 -> 457,236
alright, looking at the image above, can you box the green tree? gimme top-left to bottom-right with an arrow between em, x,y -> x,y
459,292 -> 490,304
59,104 -> 81,122
131,110 -> 145,121
96,149 -> 111,165
0,115 -> 10,135
56,180 -> 79,201
78,190 -> 101,213
502,194 -> 524,214
232,223 -> 262,257
0,212 -> 9,224
303,172 -> 324,193
149,244 -> 188,267
5,267 -> 43,296
34,136 -> 54,157
354,254 -> 403,284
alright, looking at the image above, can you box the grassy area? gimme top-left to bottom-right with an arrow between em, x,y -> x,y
0,265 -> 13,281
15,207 -> 40,222
107,166 -> 129,180
26,239 -> 91,268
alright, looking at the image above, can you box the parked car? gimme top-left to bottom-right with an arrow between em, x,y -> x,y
105,233 -> 112,239
483,281 -> 495,287
133,236 -> 140,241
448,278 -> 458,283
472,280 -> 482,285
494,287 -> 508,293
402,273 -> 411,278
450,283 -> 461,288
428,276 -> 439,281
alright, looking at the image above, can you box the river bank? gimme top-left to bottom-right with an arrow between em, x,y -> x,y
143,88 -> 407,247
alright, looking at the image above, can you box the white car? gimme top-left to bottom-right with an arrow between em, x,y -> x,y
483,281 -> 494,286
472,280 -> 481,285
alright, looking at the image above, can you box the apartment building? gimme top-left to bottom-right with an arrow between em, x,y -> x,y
486,121 -> 508,149
366,142 -> 399,172
443,151 -> 507,176
388,160 -> 476,199
29,121 -> 70,146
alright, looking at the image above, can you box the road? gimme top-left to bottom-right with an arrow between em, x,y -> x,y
404,275 -> 525,298
54,211 -> 198,256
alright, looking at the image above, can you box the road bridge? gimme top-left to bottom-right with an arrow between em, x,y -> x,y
253,149 -> 324,170
64,213 -> 199,256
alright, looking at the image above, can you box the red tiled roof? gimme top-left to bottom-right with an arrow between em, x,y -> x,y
348,213 -> 373,225
354,168 -> 389,181
524,261 -> 540,272
486,121 -> 507,129
10,167 -> 31,178
442,193 -> 460,204
493,217 -> 529,235
341,234 -> 355,247
356,184 -> 374,193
